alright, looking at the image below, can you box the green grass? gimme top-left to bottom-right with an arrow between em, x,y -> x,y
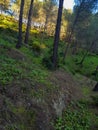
63,53 -> 98,81
54,101 -> 97,130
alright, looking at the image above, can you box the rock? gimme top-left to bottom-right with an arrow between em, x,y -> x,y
52,93 -> 65,117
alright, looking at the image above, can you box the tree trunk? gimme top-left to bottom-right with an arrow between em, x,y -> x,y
52,0 -> 64,69
63,0 -> 84,61
40,13 -> 49,44
16,0 -> 25,48
72,41 -> 78,55
44,13 -> 48,33
93,82 -> 98,91
79,50 -> 88,65
79,40 -> 96,65
24,0 -> 34,44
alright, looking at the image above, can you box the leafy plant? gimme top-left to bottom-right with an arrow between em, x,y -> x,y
0,56 -> 23,85
54,102 -> 91,130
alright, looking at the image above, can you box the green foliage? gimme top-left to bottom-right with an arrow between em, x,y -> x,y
42,55 -> 53,69
0,56 -> 23,85
5,124 -> 18,130
42,47 -> 60,69
29,68 -> 48,83
54,102 -> 91,130
0,0 -> 10,12
63,52 -> 98,81
91,95 -> 98,106
29,41 -> 41,54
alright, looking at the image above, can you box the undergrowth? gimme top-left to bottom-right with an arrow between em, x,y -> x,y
0,55 -> 23,85
54,101 -> 93,130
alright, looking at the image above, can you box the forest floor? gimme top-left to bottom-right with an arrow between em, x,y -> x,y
0,14 -> 98,130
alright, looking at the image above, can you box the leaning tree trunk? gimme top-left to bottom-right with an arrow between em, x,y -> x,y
52,0 -> 64,69
63,0 -> 84,61
24,0 -> 34,44
16,0 -> 25,48
93,82 -> 98,91
79,40 -> 96,65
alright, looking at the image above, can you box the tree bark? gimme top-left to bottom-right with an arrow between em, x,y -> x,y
16,0 -> 25,48
52,0 -> 64,69
93,82 -> 98,91
24,0 -> 34,44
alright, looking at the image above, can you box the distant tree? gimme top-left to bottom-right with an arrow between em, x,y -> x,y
74,12 -> 98,65
11,0 -> 20,17
52,0 -> 64,69
63,0 -> 98,61
11,0 -> 31,19
16,0 -> 25,48
61,9 -> 72,39
0,0 -> 10,13
24,0 -> 34,44
33,0 -> 40,19
43,0 -> 57,33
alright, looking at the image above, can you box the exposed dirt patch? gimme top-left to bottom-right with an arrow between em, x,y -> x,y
0,69 -> 83,130
49,69 -> 83,101
7,48 -> 26,61
0,45 -> 26,60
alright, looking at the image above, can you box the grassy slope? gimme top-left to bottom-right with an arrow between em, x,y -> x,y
64,53 -> 98,81
0,15 -> 54,129
0,15 -> 98,130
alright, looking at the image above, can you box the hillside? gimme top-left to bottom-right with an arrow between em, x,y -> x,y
0,15 -> 98,130
0,38 -> 82,129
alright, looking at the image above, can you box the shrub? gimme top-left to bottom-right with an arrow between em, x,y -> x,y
42,55 -> 53,69
29,41 -> 41,54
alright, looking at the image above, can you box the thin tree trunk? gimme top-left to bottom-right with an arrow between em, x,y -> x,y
44,13 -> 48,33
63,0 -> 84,61
79,40 -> 96,65
72,41 -> 78,55
16,0 -> 25,48
40,13 -> 48,44
63,33 -> 72,61
24,0 -> 34,44
52,0 -> 64,69
79,50 -> 88,65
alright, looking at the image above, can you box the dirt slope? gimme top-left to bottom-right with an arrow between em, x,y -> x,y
0,46 -> 83,130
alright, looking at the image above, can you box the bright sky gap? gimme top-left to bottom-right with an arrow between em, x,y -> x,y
64,0 -> 74,9
39,0 -> 74,9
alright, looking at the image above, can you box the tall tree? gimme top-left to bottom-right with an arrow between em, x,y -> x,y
52,0 -> 64,69
24,0 -> 34,44
63,0 -> 98,60
43,0 -> 56,33
16,0 -> 25,48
